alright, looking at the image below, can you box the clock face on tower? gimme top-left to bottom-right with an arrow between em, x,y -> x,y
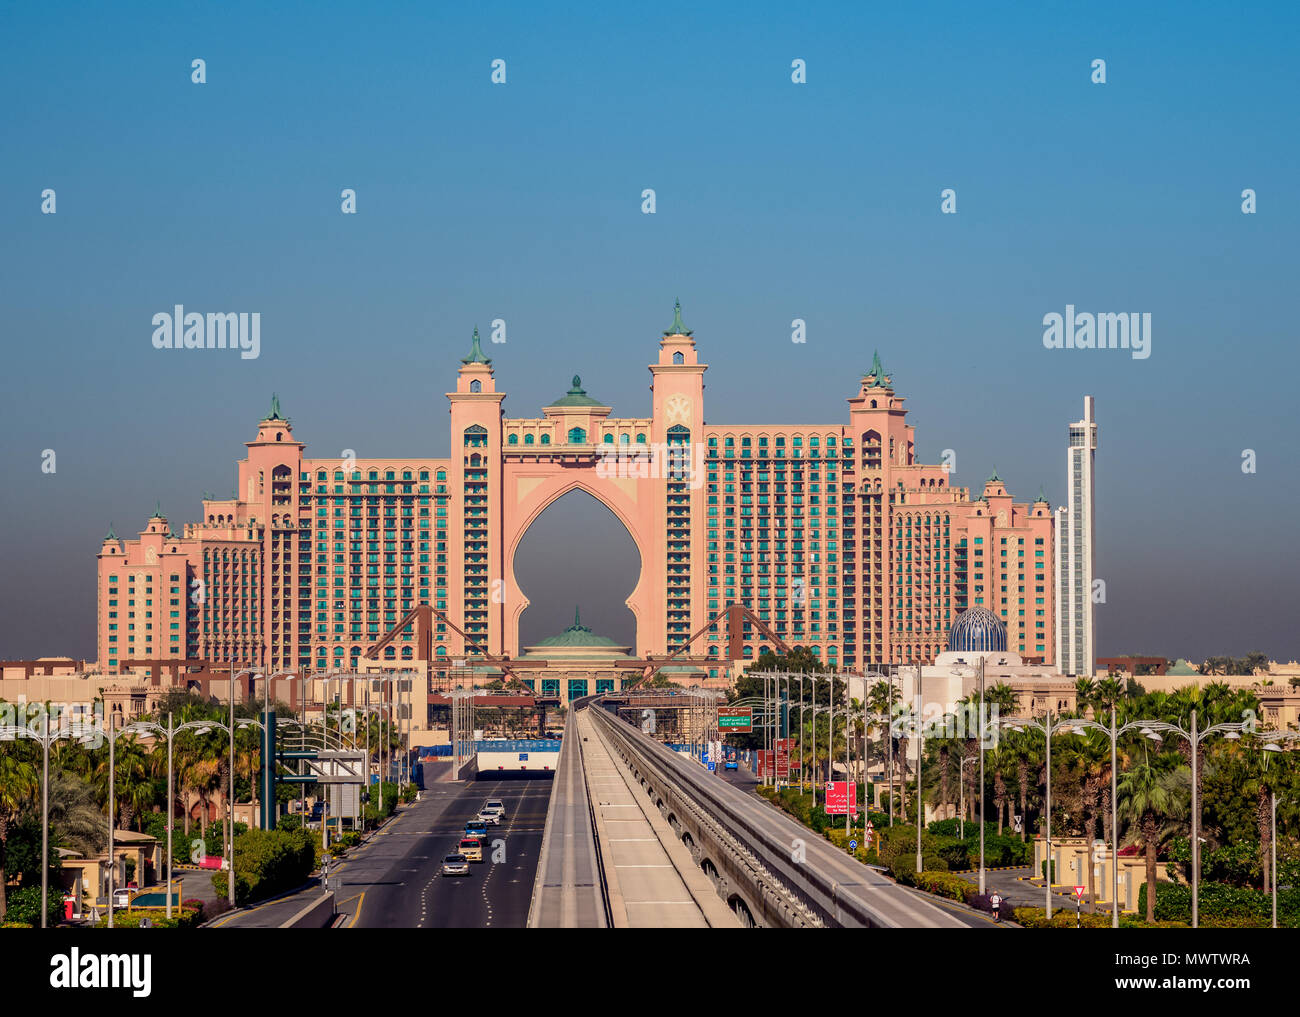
664,394 -> 692,426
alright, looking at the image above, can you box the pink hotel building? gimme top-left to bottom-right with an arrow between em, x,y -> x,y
96,304 -> 1056,679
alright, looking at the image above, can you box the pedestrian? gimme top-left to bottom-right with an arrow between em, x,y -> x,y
990,891 -> 1003,923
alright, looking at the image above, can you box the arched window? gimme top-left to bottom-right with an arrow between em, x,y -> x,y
603,434 -> 614,444
540,434 -> 551,445
667,424 -> 690,446
636,433 -> 647,444
463,424 -> 488,447
567,427 -> 586,444
672,351 -> 684,365
620,433 -> 630,444
275,432 -> 282,442
470,379 -> 482,393
508,434 -> 518,445
524,433 -> 535,445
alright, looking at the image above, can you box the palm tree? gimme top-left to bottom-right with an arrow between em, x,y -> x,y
44,771 -> 107,858
1074,678 -> 1097,715
0,754 -> 39,920
1117,759 -> 1190,922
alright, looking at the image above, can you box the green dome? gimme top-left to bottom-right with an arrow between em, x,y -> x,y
533,607 -> 621,647
546,375 -> 604,408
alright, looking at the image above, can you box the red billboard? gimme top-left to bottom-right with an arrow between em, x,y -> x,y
824,781 -> 857,815
775,738 -> 791,779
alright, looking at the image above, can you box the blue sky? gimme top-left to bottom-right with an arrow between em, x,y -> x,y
2,1 -> 1297,662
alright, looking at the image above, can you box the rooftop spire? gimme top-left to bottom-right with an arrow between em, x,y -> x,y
988,466 -> 1002,484
461,326 -> 492,365
864,351 -> 891,388
267,393 -> 284,420
105,522 -> 116,540
663,299 -> 693,337
1035,485 -> 1049,503
151,501 -> 164,518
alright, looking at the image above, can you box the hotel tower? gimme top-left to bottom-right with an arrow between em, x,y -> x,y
96,304 -> 1056,682
1054,396 -> 1098,676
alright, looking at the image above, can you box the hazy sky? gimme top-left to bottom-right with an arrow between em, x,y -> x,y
2,2 -> 1297,664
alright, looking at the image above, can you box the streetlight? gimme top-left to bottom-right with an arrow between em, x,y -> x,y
1133,713 -> 1299,927
997,712 -> 1082,918
1061,711 -> 1168,928
950,658 -> 987,894
115,715 -> 254,919
226,666 -> 261,907
1,708 -> 86,928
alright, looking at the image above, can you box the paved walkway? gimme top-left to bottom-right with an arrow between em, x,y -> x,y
952,866 -> 1093,912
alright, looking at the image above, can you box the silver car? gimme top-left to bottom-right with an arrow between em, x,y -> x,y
441,853 -> 470,877
482,799 -> 507,820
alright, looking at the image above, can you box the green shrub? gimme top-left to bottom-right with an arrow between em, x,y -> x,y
3,886 -> 61,927
1137,880 -> 1300,928
209,827 -> 317,907
92,909 -> 201,929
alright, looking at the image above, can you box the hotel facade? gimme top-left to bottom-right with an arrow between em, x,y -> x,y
95,305 -> 1056,682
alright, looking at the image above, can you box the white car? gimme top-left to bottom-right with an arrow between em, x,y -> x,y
482,799 -> 507,820
476,809 -> 502,826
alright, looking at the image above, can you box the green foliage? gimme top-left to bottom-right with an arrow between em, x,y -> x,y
210,827 -> 317,907
92,908 -> 202,929
3,886 -> 61,927
1012,907 -> 1185,929
1137,880 -> 1300,927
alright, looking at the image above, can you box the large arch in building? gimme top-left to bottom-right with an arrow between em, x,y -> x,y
502,472 -> 654,658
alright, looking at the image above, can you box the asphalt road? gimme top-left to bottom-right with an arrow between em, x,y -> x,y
335,775 -> 554,928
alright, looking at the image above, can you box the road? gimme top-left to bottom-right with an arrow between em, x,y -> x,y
334,775 -> 553,928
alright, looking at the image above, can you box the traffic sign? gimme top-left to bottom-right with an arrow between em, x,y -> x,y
823,781 -> 857,815
718,707 -> 753,733
849,839 -> 858,852
1073,885 -> 1086,898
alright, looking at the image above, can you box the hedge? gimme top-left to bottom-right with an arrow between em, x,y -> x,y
211,828 -> 318,907
92,909 -> 203,929
1138,880 -> 1300,928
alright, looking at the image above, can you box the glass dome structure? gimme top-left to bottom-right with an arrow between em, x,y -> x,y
946,608 -> 1008,653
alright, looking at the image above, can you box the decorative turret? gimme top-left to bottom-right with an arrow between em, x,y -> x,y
546,375 -> 605,408
1034,486 -> 1049,505
461,326 -> 492,365
864,351 -> 892,389
266,393 -> 285,421
105,523 -> 116,540
150,502 -> 165,519
663,299 -> 693,337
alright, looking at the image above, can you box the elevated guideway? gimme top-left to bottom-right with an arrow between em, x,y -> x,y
586,701 -> 979,929
526,720 -> 609,928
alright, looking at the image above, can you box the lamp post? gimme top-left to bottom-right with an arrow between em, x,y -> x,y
998,712 -> 1082,918
1132,714 -> 1299,927
226,666 -> 261,906
117,716 -> 253,918
1,707 -> 83,928
1062,712 -> 1165,927
950,657 -> 987,894
807,676 -> 820,805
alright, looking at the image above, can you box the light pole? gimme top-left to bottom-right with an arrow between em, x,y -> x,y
227,666 -> 261,906
1128,714 -> 1298,927
949,658 -> 987,894
998,711 -> 1081,918
1063,712 -> 1165,927
913,668 -> 925,873
116,716 -> 248,919
1,707 -> 83,928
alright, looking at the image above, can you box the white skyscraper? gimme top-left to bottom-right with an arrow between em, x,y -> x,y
1054,396 -> 1097,676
